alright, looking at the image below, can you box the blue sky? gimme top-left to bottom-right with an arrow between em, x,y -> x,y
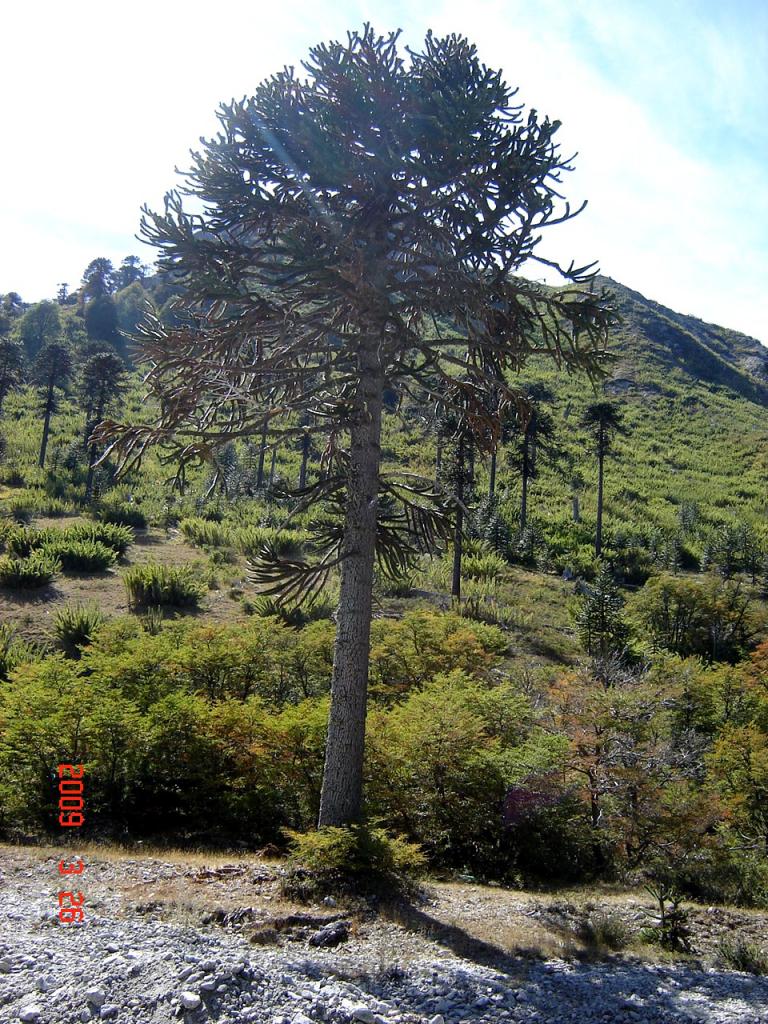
2,0 -> 766,343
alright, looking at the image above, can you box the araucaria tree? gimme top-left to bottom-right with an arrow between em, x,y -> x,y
581,400 -> 625,557
99,27 -> 615,827
33,342 -> 71,468
80,351 -> 126,500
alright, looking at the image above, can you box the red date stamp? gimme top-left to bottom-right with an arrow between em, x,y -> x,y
56,763 -> 85,924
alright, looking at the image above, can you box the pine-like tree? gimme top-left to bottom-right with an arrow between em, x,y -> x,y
576,564 -> 630,658
80,351 -> 125,500
0,338 -> 24,415
32,343 -> 72,467
97,27 -> 615,826
581,400 -> 625,557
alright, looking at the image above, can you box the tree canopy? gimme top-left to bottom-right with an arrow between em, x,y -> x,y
99,26 -> 616,826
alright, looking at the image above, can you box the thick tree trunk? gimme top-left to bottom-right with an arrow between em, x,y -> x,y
38,382 -> 54,468
318,344 -> 384,827
596,451 -> 604,557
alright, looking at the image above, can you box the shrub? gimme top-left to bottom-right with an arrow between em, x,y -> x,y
0,551 -> 60,588
246,593 -> 336,626
283,823 -> 426,897
718,937 -> 768,975
235,526 -> 307,559
123,563 -> 205,608
53,604 -> 106,658
98,502 -> 147,529
74,521 -> 134,555
9,490 -> 74,517
578,911 -> 632,951
179,517 -> 233,549
462,552 -> 508,583
5,496 -> 34,524
0,624 -> 41,680
4,526 -> 45,557
42,539 -> 116,572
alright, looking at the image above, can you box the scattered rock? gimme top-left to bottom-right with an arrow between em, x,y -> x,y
308,920 -> 350,948
18,1008 -> 43,1023
180,990 -> 202,1010
85,987 -> 107,1007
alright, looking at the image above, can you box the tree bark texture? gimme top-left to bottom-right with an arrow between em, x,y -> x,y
318,342 -> 384,827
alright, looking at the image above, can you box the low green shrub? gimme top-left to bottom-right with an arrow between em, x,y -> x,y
246,593 -> 336,626
283,823 -> 427,898
4,525 -> 44,557
53,603 -> 106,658
5,497 -> 34,524
0,551 -> 60,588
180,517 -> 233,549
235,526 -> 307,559
123,563 -> 205,608
0,624 -> 41,680
718,937 -> 768,975
462,552 -> 508,582
74,521 -> 134,555
578,911 -> 632,951
8,490 -> 74,517
42,539 -> 116,572
99,502 -> 147,529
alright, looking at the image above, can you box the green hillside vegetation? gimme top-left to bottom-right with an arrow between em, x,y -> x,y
1,249 -> 768,904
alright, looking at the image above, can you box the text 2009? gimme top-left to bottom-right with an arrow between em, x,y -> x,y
57,763 -> 85,924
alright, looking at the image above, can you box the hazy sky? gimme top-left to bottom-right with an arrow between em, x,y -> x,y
2,0 -> 766,343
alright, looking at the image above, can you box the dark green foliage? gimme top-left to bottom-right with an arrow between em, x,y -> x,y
632,573 -> 761,663
0,338 -> 24,412
84,296 -> 119,344
0,551 -> 60,588
123,563 -> 205,608
576,565 -> 630,657
283,824 -> 426,897
0,624 -> 40,681
53,603 -> 106,658
42,538 -> 116,572
15,301 -> 61,360
718,937 -> 768,975
98,500 -> 147,529
31,342 -> 72,468
81,258 -> 116,299
473,494 -> 513,559
75,521 -> 134,555
113,256 -> 146,291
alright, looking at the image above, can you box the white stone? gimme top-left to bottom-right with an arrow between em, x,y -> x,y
428,1016 -> 445,1024
180,991 -> 202,1010
352,1009 -> 381,1024
18,1008 -> 43,1023
85,987 -> 107,1007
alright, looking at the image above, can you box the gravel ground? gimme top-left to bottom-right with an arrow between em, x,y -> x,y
2,847 -> 768,1024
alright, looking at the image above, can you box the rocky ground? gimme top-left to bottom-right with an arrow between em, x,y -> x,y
2,845 -> 768,1023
